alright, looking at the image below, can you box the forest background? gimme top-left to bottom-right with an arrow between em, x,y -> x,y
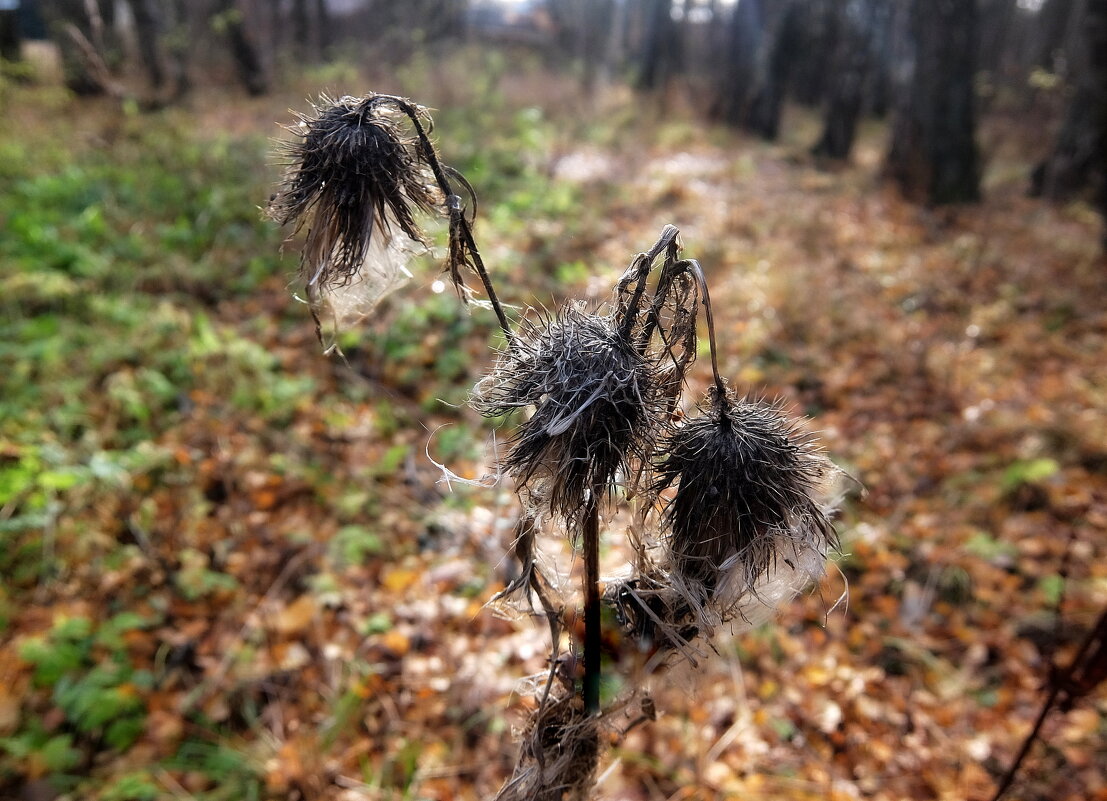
0,1 -> 1105,800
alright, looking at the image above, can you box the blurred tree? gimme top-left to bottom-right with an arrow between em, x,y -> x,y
712,0 -> 761,124
1031,0 -> 1106,216
863,0 -> 895,117
315,0 -> 331,53
292,0 -> 309,51
636,0 -> 681,91
119,0 -> 189,100
811,0 -> 879,160
1034,0 -> 1078,70
164,0 -> 190,98
548,0 -> 616,93
286,0 -> 330,58
126,0 -> 164,90
0,0 -> 20,63
1095,0 -> 1107,247
886,0 -> 980,204
39,0 -> 122,95
581,0 -> 615,93
977,0 -> 1081,110
364,0 -> 466,49
740,0 -> 803,139
1032,0 -> 1107,247
210,0 -> 267,95
787,0 -> 837,108
713,0 -> 819,139
979,0 -> 1018,86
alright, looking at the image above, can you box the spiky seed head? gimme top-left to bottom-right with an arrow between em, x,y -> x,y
472,305 -> 664,522
267,93 -> 439,295
655,387 -> 837,611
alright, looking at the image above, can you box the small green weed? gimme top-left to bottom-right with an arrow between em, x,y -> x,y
1,614 -> 155,785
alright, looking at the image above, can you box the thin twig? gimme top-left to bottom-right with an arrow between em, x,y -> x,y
63,23 -> 129,100
991,605 -> 1107,801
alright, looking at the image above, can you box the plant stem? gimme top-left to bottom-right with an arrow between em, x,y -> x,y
457,213 -> 516,345
582,493 -> 601,715
991,605 -> 1107,801
684,259 -> 728,399
988,681 -> 1062,801
388,96 -> 516,345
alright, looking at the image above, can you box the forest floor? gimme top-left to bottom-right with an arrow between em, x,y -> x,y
1,49 -> 1105,801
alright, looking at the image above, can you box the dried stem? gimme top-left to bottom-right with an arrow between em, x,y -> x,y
682,259 -> 728,398
582,492 -> 601,715
990,605 -> 1107,801
386,96 -> 516,345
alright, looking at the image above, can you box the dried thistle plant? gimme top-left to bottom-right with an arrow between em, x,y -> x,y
269,94 -> 848,800
268,93 -> 437,285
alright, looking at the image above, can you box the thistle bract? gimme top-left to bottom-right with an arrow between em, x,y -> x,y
473,306 -> 663,522
655,388 -> 837,613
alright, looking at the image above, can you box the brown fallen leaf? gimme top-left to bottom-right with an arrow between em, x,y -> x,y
273,594 -> 318,635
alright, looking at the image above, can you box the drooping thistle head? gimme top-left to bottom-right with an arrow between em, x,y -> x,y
472,305 -> 665,523
654,386 -> 838,616
267,93 -> 440,336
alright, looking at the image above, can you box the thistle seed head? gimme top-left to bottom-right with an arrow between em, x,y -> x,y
655,387 -> 838,611
267,93 -> 439,292
472,305 -> 664,521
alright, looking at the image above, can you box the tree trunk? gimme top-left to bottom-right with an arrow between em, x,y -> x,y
637,0 -> 680,91
166,0 -> 190,99
314,0 -> 330,54
978,0 -> 1016,80
788,0 -> 837,108
580,0 -> 615,94
1093,1 -> 1107,247
1034,0 -> 1107,246
812,0 -> 874,160
211,0 -> 267,96
741,0 -> 803,140
126,0 -> 165,90
864,0 -> 895,117
546,0 -> 615,93
1032,0 -> 1107,224
39,0 -> 119,95
1035,0 -> 1078,71
292,0 -> 309,52
0,6 -> 21,63
1032,84 -> 1099,199
713,0 -> 762,125
886,0 -> 980,205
